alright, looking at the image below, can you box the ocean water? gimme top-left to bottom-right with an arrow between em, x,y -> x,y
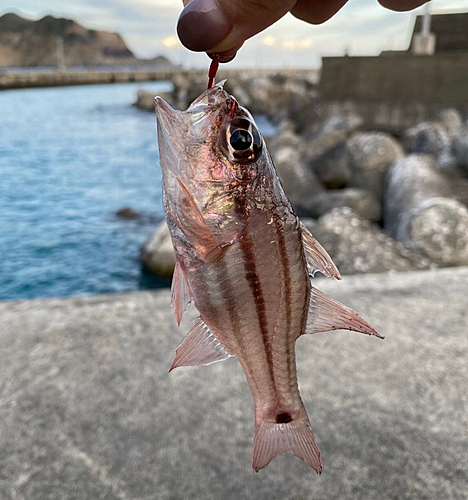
0,81 -> 276,301
0,82 -> 171,301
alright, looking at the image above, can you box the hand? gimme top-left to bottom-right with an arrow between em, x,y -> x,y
177,0 -> 429,62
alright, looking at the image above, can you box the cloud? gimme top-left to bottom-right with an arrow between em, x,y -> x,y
161,36 -> 180,48
281,37 -> 314,50
261,36 -> 276,47
2,0 -> 468,67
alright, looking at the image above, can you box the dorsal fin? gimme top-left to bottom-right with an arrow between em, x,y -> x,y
169,317 -> 233,371
300,223 -> 341,280
171,260 -> 193,326
303,287 -> 383,339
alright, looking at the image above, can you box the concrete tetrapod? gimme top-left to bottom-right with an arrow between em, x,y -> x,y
385,154 -> 468,266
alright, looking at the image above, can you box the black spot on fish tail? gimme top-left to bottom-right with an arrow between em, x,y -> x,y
276,412 -> 293,424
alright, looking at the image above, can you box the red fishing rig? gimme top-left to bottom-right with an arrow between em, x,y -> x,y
230,99 -> 237,117
207,56 -> 237,116
207,56 -> 219,89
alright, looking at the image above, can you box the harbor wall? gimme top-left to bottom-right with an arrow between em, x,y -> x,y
320,54 -> 468,133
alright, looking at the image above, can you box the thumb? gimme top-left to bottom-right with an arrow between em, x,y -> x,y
177,0 -> 296,56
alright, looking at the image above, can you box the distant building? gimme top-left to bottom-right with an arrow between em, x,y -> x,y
320,11 -> 468,132
410,12 -> 468,54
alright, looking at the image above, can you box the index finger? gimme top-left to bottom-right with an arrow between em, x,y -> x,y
378,0 -> 429,11
291,0 -> 350,24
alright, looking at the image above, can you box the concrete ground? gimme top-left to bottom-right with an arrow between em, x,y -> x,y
0,268 -> 467,500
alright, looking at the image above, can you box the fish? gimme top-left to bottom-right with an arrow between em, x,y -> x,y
154,82 -> 383,474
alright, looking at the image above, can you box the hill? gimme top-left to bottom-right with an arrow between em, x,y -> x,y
0,12 -> 137,67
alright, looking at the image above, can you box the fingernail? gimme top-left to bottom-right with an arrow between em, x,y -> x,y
177,0 -> 232,52
208,42 -> 243,63
208,52 -> 236,63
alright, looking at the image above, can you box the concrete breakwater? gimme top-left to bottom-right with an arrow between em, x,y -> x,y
0,68 -> 317,91
320,54 -> 468,133
0,69 -> 178,90
137,72 -> 468,279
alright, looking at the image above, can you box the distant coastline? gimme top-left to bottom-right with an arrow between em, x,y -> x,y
0,12 -> 174,69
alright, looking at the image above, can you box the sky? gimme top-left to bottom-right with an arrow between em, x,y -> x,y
1,0 -> 468,68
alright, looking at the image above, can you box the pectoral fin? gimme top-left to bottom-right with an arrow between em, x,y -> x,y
176,179 -> 227,262
171,260 -> 193,326
169,317 -> 233,371
304,287 -> 383,339
300,222 -> 341,280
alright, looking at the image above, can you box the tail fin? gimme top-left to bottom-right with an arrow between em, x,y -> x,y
252,416 -> 322,474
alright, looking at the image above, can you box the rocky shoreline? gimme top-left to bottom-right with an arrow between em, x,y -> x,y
136,74 -> 468,278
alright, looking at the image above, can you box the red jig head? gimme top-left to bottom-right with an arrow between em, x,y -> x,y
230,98 -> 237,117
207,56 -> 219,89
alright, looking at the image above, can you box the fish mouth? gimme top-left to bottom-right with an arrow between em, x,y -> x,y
154,80 -> 228,120
187,80 -> 229,112
155,82 -> 243,148
154,95 -> 174,117
154,96 -> 186,136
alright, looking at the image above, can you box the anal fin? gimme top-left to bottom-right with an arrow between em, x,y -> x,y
169,317 -> 233,371
300,222 -> 341,280
171,260 -> 193,326
304,287 -> 383,339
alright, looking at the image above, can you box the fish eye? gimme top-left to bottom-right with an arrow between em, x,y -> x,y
221,117 -> 262,164
230,129 -> 253,151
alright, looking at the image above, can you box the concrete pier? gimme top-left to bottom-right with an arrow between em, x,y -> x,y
0,68 -> 317,91
0,268 -> 467,499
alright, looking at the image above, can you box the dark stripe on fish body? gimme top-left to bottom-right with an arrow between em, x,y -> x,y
196,270 -> 217,332
215,257 -> 254,380
298,225 -> 311,338
238,228 -> 277,392
273,215 -> 293,390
